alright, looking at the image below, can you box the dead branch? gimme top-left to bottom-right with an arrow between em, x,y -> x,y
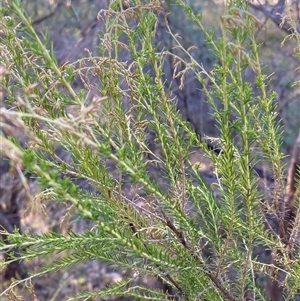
32,0 -> 64,26
284,133 -> 300,237
248,0 -> 300,35
267,133 -> 300,301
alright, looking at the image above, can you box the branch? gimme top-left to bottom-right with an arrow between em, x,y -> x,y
32,1 -> 64,26
284,133 -> 300,238
248,0 -> 300,35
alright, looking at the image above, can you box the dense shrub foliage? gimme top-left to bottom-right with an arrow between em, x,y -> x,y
0,0 -> 300,300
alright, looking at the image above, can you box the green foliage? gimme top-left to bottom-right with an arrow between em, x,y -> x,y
0,0 -> 299,300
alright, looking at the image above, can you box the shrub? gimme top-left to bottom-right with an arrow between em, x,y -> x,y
0,0 -> 299,300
